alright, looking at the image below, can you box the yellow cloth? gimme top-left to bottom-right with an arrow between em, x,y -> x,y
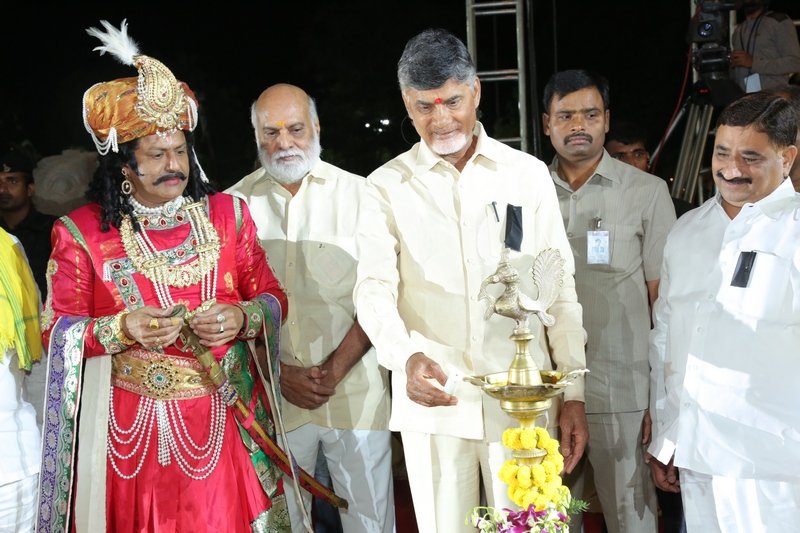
0,227 -> 42,369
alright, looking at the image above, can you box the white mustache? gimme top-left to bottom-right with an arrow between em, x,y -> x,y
272,149 -> 306,163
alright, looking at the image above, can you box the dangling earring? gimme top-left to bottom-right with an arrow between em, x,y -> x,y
121,171 -> 133,196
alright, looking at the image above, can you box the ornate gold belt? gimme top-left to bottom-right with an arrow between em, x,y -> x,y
111,348 -> 215,400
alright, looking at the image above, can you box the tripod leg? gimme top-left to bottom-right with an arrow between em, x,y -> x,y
673,103 -> 714,204
683,104 -> 714,205
652,100 -> 689,165
673,103 -> 702,198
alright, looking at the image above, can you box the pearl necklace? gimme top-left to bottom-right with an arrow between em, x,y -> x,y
129,194 -> 187,218
107,387 -> 227,480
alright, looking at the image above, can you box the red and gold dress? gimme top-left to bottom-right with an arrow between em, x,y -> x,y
37,193 -> 290,533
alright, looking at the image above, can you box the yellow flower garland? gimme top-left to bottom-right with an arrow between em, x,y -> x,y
498,427 -> 570,511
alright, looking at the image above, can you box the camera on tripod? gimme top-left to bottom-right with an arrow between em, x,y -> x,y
667,1 -> 745,207
687,0 -> 738,79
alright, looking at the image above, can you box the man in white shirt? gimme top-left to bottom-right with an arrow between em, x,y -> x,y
226,84 -> 394,533
648,92 -> 800,531
354,28 -> 587,532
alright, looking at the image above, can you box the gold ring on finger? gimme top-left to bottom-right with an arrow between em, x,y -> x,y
149,318 -> 159,330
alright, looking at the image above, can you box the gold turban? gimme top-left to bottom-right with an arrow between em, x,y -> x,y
82,20 -> 199,154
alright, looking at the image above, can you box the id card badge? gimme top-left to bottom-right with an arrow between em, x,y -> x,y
587,230 -> 610,264
744,73 -> 762,93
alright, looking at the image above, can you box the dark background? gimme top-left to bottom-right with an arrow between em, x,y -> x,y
3,1 -> 799,190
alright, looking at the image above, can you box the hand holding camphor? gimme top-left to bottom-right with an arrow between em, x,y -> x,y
405,352 -> 458,407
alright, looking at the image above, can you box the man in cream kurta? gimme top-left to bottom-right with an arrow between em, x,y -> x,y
354,29 -> 587,533
227,84 -> 393,533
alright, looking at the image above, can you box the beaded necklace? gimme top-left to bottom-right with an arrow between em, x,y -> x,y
128,194 -> 186,218
119,195 -> 221,304
107,387 -> 227,480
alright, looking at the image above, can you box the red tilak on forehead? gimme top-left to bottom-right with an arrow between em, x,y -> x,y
434,97 -> 443,104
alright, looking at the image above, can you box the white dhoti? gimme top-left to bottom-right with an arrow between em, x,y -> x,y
281,423 -> 395,533
0,473 -> 38,533
681,469 -> 800,533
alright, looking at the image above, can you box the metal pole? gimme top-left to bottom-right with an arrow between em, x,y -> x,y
466,0 -> 477,62
515,0 -> 528,153
672,102 -> 701,197
551,0 -> 558,73
684,104 -> 714,204
526,0 -> 542,157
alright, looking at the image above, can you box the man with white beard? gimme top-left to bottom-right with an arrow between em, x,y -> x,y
226,83 -> 394,533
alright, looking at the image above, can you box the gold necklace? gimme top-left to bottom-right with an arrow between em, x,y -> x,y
120,198 -> 221,290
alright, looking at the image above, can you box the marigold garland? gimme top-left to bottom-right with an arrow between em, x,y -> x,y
469,426 -> 588,532
498,427 -> 569,511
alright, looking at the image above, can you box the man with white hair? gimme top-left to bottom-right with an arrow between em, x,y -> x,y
226,84 -> 394,533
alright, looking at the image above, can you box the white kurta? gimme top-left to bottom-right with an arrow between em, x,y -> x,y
649,178 -> 800,481
226,161 -> 394,533
226,160 -> 390,432
355,122 -> 586,441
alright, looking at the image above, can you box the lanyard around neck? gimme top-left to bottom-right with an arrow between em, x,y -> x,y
740,13 -> 765,55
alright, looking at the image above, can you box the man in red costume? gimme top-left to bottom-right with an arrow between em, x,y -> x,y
35,20 -> 291,532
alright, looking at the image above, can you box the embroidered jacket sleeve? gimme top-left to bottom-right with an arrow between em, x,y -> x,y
43,218 -> 128,357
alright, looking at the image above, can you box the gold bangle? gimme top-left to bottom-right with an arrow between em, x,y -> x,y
117,311 -> 136,346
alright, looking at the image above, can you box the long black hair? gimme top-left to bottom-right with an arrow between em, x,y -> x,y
86,130 -> 216,232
